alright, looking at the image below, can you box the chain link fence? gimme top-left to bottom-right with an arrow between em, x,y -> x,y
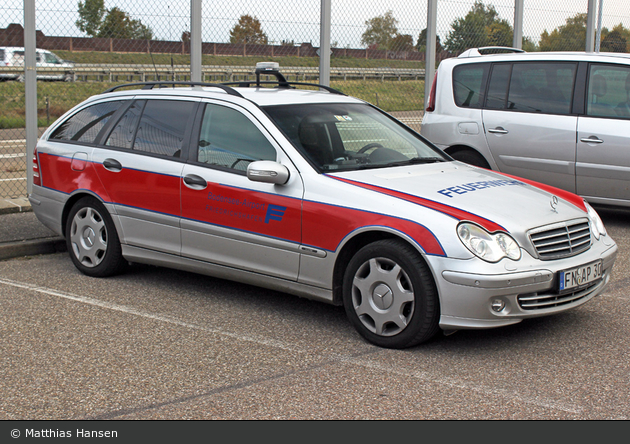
1,0 -> 629,199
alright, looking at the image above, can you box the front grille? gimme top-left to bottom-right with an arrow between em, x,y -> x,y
517,280 -> 602,310
528,219 -> 591,260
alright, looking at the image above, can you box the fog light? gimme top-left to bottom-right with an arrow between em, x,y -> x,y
491,299 -> 506,312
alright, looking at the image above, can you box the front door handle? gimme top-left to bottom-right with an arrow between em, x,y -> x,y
488,127 -> 509,134
183,174 -> 207,190
103,158 -> 122,172
580,136 -> 604,144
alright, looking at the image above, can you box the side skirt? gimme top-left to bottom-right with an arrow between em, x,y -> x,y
121,245 -> 336,305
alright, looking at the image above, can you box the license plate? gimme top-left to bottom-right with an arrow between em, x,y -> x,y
558,260 -> 603,292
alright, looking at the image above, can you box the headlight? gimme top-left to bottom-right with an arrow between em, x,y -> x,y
585,201 -> 606,240
457,222 -> 521,262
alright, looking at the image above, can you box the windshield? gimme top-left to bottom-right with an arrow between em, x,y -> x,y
264,103 -> 449,172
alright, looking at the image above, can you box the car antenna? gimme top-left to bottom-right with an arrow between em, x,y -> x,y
149,45 -> 160,81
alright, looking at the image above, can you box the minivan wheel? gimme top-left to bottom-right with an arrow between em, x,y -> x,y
66,197 -> 126,277
342,239 -> 440,349
450,148 -> 490,169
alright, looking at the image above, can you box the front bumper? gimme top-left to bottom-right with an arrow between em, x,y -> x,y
430,237 -> 618,330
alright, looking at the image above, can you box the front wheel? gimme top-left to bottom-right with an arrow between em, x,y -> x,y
65,197 -> 126,277
342,239 -> 440,348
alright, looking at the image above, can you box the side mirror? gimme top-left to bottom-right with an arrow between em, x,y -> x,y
246,160 -> 290,185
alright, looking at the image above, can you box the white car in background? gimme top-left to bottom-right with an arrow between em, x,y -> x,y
29,63 -> 618,348
0,46 -> 74,81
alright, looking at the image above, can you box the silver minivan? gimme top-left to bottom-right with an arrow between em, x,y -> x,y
0,46 -> 74,81
421,47 -> 630,209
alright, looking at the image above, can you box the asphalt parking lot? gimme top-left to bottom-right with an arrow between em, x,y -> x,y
0,205 -> 628,420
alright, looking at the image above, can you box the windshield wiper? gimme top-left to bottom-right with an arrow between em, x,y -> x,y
382,157 -> 447,168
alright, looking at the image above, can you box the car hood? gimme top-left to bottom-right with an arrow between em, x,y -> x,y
331,161 -> 588,234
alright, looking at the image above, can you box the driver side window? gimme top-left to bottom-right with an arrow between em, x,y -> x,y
197,103 -> 276,172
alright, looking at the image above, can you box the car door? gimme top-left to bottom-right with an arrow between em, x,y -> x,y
576,63 -> 630,205
93,97 -> 199,255
482,62 -> 578,192
180,101 -> 303,280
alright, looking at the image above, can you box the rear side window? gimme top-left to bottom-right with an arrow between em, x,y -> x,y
49,100 -> 125,143
133,100 -> 196,157
453,64 -> 489,108
105,99 -> 196,157
501,62 -> 576,115
587,64 -> 630,118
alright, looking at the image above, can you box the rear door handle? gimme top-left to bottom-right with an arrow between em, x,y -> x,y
580,136 -> 604,144
103,158 -> 122,172
488,127 -> 509,134
183,174 -> 207,190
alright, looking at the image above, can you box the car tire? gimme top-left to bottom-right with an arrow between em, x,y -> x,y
342,239 -> 440,349
450,148 -> 490,169
65,197 -> 127,277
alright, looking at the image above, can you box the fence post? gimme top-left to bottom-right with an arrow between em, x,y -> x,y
513,0 -> 524,49
24,0 -> 37,196
190,0 -> 202,82
319,0 -> 331,86
586,0 -> 596,51
424,0 -> 438,110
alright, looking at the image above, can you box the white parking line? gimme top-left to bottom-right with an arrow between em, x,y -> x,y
0,178 -> 26,182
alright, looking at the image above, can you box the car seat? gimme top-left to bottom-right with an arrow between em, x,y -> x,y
589,74 -> 613,116
298,116 -> 335,166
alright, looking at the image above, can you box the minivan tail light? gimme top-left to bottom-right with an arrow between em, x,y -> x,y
32,148 -> 41,186
425,71 -> 438,112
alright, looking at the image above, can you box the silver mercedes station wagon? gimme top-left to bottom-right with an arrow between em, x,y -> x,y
29,63 -> 618,348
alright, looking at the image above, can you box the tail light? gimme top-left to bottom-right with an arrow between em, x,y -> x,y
425,71 -> 438,112
32,148 -> 41,186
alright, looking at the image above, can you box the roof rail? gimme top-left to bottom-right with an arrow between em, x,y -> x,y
221,80 -> 346,95
102,81 -> 243,97
458,46 -> 526,58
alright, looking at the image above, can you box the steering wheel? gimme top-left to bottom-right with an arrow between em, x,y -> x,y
357,143 -> 384,154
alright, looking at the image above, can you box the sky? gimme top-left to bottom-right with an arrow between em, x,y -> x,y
2,0 -> 629,48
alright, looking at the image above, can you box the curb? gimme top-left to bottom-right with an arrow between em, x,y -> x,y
0,237 -> 67,261
0,197 -> 32,215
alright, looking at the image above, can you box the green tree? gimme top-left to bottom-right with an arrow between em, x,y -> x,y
601,29 -> 627,53
390,34 -> 414,52
416,28 -> 443,53
361,10 -> 399,50
444,1 -> 513,53
76,0 -> 106,37
229,15 -> 268,45
539,13 -> 587,51
96,7 -> 153,39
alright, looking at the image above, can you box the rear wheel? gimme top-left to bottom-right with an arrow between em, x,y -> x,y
342,239 -> 440,349
449,148 -> 490,169
65,197 -> 126,277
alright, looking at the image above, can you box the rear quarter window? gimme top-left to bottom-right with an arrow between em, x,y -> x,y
452,63 -> 489,108
49,100 -> 125,143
